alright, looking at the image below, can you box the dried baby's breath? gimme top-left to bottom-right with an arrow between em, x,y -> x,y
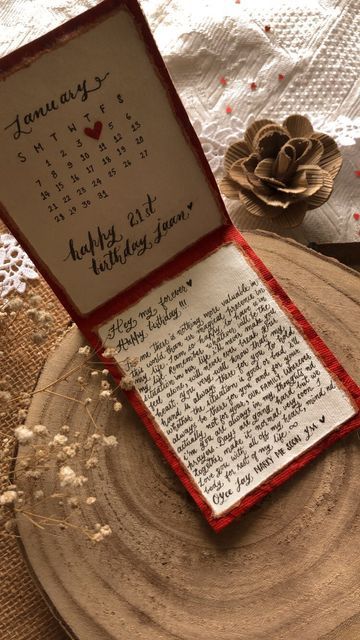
58,465 -> 88,488
102,347 -> 117,358
33,424 -> 49,437
0,302 -> 137,544
0,490 -> 17,505
85,456 -> 98,469
120,375 -> 134,391
103,435 -> 118,448
78,345 -> 91,356
52,434 -> 68,446
14,426 -> 34,445
91,523 -> 112,543
62,444 -> 79,459
60,425 -> 70,434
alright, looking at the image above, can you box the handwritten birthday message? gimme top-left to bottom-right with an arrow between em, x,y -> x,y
99,245 -> 356,516
63,194 -> 193,275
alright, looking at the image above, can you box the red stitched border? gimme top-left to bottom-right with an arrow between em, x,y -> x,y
1,0 -> 359,532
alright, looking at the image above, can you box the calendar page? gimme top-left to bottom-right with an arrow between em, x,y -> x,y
0,3 -> 224,314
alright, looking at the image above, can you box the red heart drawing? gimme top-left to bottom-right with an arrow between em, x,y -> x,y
84,121 -> 103,140
353,212 -> 360,221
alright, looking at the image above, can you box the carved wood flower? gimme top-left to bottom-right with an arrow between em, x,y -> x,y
220,115 -> 342,227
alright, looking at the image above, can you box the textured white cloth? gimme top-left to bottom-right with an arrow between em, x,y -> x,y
0,233 -> 38,297
0,0 -> 359,247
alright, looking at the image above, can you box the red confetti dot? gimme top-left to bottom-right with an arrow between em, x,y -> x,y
353,212 -> 360,221
220,76 -> 227,86
235,0 -> 240,4
354,170 -> 360,177
264,25 -> 271,32
278,73 -> 285,81
226,105 -> 232,114
250,82 -> 257,91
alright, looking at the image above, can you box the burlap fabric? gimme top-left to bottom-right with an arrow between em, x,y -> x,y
0,220 -> 69,639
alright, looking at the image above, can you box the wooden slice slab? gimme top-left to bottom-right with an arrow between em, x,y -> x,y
15,231 -> 360,640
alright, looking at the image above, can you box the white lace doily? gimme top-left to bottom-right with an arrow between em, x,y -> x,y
0,234 -> 38,298
0,0 -> 359,246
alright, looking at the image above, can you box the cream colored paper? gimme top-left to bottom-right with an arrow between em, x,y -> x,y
99,244 -> 356,516
0,9 -> 222,314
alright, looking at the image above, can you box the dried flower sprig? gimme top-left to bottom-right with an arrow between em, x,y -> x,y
0,298 -> 138,544
1,294 -> 56,355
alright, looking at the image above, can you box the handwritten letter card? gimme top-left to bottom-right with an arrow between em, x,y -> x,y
99,245 -> 357,517
1,0 -> 359,530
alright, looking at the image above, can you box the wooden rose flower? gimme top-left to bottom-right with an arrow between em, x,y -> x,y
220,115 -> 342,227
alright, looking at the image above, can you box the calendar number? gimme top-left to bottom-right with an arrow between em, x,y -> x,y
28,89 -> 152,227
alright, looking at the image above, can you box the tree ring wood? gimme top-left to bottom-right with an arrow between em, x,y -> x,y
15,231 -> 360,640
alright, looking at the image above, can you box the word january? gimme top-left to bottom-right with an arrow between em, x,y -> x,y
4,72 -> 110,140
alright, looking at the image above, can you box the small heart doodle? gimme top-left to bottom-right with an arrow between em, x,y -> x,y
84,121 -> 103,140
186,279 -> 192,287
319,415 -> 325,423
187,202 -> 193,210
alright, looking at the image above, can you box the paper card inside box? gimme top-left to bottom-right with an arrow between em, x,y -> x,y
0,6 -> 225,315
98,243 -> 357,517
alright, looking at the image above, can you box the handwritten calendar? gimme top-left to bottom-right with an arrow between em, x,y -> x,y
0,9 -> 222,314
10,80 -> 150,227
